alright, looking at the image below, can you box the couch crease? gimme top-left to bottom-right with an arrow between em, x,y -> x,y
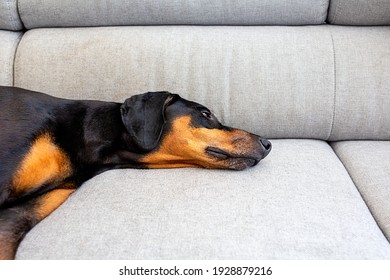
11,32 -> 24,86
330,142 -> 389,243
327,26 -> 337,141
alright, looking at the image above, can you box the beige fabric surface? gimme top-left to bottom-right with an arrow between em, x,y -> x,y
16,140 -> 390,259
328,0 -> 390,25
0,30 -> 22,86
14,26 -> 390,140
14,26 -> 335,139
328,26 -> 390,141
18,0 -> 329,29
331,141 -> 390,241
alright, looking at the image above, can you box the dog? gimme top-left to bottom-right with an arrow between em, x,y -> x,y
0,86 -> 271,259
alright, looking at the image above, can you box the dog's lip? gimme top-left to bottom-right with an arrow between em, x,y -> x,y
206,147 -> 261,161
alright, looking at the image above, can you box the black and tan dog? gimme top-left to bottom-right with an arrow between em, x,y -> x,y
0,86 -> 271,259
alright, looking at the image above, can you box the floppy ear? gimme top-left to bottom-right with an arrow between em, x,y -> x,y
120,92 -> 176,152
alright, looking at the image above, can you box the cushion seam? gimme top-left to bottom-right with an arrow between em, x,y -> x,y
331,143 -> 390,243
10,32 -> 24,86
328,26 -> 337,141
6,0 -> 15,30
16,0 -> 26,30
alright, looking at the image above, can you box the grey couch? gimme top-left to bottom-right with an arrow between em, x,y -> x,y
1,0 -> 389,259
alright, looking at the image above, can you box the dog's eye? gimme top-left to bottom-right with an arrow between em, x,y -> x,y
201,111 -> 212,119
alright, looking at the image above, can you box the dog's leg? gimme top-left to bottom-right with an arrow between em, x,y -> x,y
0,185 -> 75,260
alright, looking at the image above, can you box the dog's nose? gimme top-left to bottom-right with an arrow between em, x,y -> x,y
259,138 -> 272,158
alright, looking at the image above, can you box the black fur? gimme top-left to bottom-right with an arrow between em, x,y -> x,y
120,92 -> 178,152
0,86 -> 271,259
0,87 -> 176,207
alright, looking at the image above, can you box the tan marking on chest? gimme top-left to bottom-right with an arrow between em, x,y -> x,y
11,133 -> 72,196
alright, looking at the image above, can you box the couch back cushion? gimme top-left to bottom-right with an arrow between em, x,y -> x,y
18,0 -> 329,28
0,0 -> 23,31
328,26 -> 390,141
0,31 -> 22,86
14,26 -> 390,140
14,26 -> 335,139
328,0 -> 390,25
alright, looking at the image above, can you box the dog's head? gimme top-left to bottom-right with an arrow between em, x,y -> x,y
120,92 -> 271,170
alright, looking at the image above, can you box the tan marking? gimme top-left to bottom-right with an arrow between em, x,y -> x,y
35,188 -> 75,220
11,133 -> 72,196
140,116 -> 256,169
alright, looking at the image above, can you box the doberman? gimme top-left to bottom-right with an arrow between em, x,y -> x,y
0,86 -> 271,259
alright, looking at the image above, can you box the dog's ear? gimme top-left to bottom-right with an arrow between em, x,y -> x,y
120,92 -> 177,152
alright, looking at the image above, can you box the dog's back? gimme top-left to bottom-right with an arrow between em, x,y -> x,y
0,87 -> 59,204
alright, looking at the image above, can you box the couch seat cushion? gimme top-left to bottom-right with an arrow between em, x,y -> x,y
16,140 -> 390,259
331,141 -> 390,241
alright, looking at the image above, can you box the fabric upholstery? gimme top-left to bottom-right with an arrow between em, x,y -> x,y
3,0 -> 389,261
18,0 -> 329,29
328,26 -> 390,141
14,26 -> 390,140
328,0 -> 390,25
331,141 -> 390,241
0,0 -> 23,31
14,26 -> 336,139
0,31 -> 22,86
16,140 -> 390,259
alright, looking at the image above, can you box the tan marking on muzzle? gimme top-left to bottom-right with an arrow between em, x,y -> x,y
140,116 -> 259,169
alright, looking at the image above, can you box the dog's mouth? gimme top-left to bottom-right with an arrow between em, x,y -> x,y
205,147 -> 261,170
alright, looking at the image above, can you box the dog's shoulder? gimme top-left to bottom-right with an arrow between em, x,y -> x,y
0,88 -> 66,201
0,87 -> 124,196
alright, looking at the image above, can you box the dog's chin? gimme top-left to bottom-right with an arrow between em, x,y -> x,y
225,158 -> 260,171
205,147 -> 261,171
